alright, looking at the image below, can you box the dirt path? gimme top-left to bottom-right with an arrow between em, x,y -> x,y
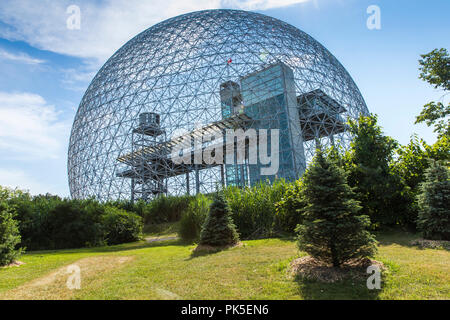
146,236 -> 178,243
0,256 -> 134,300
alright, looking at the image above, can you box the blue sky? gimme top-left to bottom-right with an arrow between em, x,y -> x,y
0,0 -> 448,196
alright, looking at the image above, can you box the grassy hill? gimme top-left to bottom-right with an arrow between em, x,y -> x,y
0,230 -> 448,300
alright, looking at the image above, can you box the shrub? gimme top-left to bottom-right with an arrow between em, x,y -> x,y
145,195 -> 193,224
199,192 -> 239,246
46,199 -> 106,249
392,136 -> 450,229
274,179 -> 306,234
102,206 -> 143,245
107,196 -> 192,225
179,194 -> 211,243
107,199 -> 147,219
224,180 -> 288,238
0,202 -> 24,266
345,115 -> 413,228
1,188 -> 144,250
12,194 -> 65,250
297,147 -> 377,267
417,160 -> 450,240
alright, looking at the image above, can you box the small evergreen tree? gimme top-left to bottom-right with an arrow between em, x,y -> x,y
199,192 -> 239,246
417,161 -> 450,240
297,147 -> 377,267
0,202 -> 24,266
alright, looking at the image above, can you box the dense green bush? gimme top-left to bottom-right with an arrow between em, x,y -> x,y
392,135 -> 450,228
106,196 -> 192,225
46,199 -> 106,249
224,180 -> 289,239
11,196 -> 106,250
3,191 -> 144,250
274,179 -> 305,234
102,206 -> 143,245
144,195 -> 193,224
417,161 -> 450,240
345,115 -> 413,228
0,202 -> 24,266
200,192 -> 239,246
10,194 -> 64,250
107,199 -> 147,219
179,194 -> 211,243
297,147 -> 377,267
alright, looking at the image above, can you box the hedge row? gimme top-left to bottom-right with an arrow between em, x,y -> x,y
3,191 -> 143,251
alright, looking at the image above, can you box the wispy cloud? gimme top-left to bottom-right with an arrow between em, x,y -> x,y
221,0 -> 309,10
0,0 -> 309,64
0,169 -> 54,195
0,49 -> 45,65
60,67 -> 97,92
0,0 -> 220,64
0,92 -> 71,161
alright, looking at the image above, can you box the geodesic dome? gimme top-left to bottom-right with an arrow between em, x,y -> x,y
68,9 -> 369,201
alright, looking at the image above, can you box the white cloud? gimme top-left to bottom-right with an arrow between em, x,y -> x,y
0,169 -> 53,196
0,0 -> 309,64
0,49 -> 45,65
222,0 -> 309,10
0,92 -> 71,160
60,67 -> 97,92
0,0 -> 221,64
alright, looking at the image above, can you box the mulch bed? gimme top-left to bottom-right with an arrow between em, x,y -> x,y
410,239 -> 450,250
289,256 -> 385,283
193,242 -> 244,254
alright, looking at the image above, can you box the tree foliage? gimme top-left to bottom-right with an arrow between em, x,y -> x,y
417,160 -> 450,240
393,136 -> 429,192
102,206 -> 143,245
345,115 -> 413,227
274,179 -> 306,234
0,202 -> 24,266
419,48 -> 450,91
3,192 -> 143,251
393,135 -> 449,197
224,180 -> 290,238
179,194 -> 212,243
296,147 -> 377,267
199,192 -> 239,246
416,48 -> 450,138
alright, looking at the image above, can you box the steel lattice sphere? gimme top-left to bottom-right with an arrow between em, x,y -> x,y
68,9 -> 369,201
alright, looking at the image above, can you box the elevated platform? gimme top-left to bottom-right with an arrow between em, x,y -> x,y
297,89 -> 347,141
116,113 -> 252,179
117,89 -> 348,185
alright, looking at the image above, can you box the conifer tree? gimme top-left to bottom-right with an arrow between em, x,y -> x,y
297,147 -> 377,267
199,192 -> 239,246
417,160 -> 450,240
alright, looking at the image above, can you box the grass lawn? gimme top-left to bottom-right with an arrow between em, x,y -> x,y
0,230 -> 448,300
